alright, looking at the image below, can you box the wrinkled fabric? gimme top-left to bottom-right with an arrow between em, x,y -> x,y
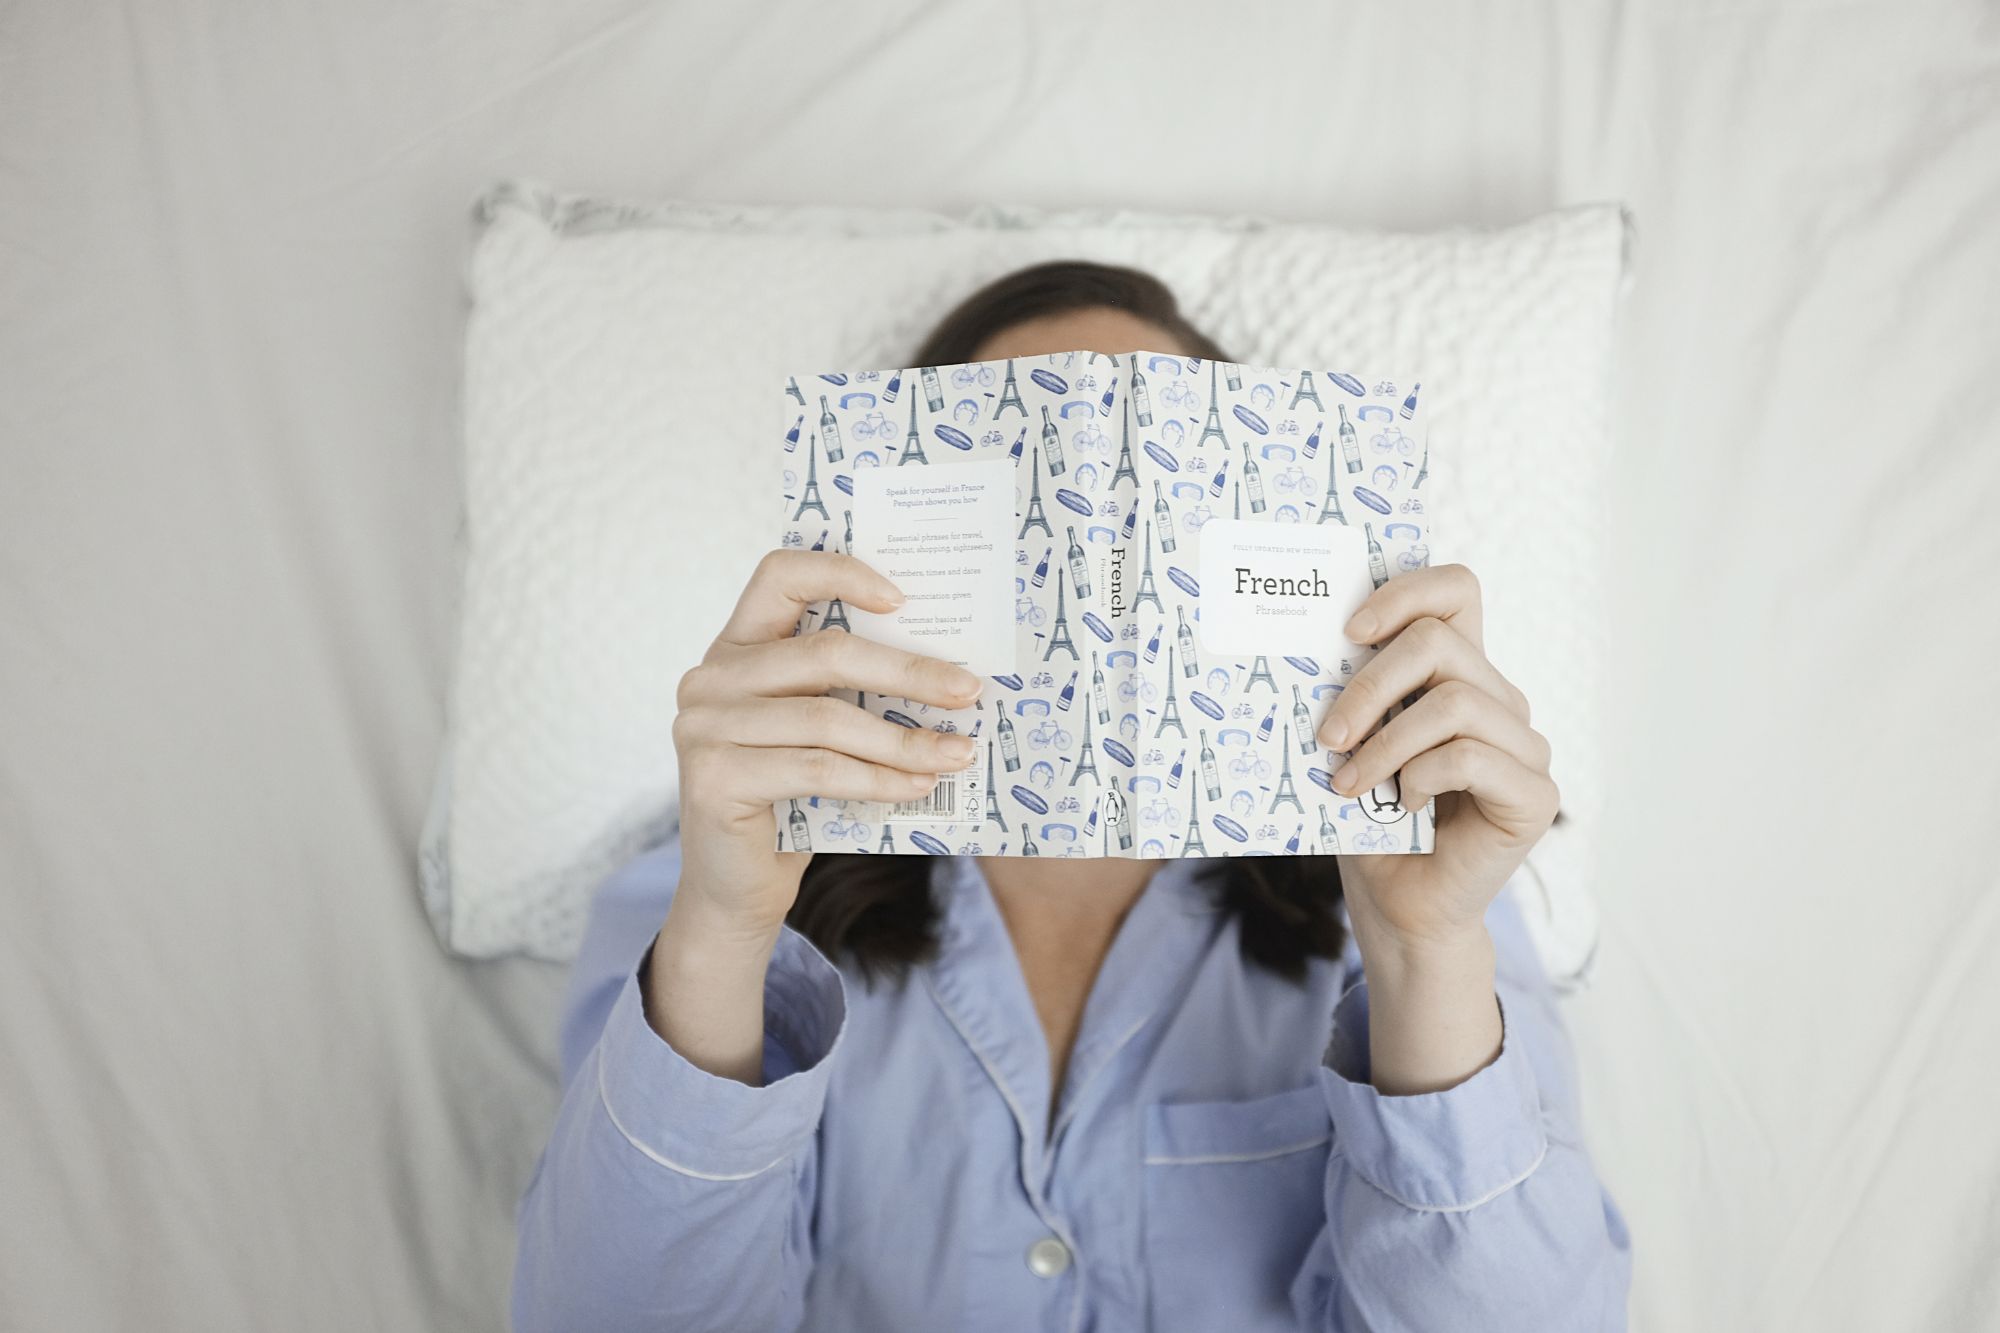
513,832 -> 1631,1331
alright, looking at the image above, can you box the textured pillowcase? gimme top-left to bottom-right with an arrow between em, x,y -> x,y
421,182 -> 1628,983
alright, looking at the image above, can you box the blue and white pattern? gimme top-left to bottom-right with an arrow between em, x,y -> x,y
778,351 -> 1434,859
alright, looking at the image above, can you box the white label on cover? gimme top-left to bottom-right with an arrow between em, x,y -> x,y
1196,519 -> 1374,657
848,459 -> 1016,674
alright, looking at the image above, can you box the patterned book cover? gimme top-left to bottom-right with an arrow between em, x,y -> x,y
775,350 -> 1434,859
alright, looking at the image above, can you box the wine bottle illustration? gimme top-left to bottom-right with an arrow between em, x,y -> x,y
819,395 -> 843,464
1176,607 -> 1198,677
1291,685 -> 1315,755
1132,363 -> 1153,426
1143,622 -> 1162,663
1056,669 -> 1079,713
996,704 -> 1020,772
1285,823 -> 1303,855
1224,362 -> 1242,391
1338,403 -> 1360,475
1302,419 -> 1322,460
787,799 -> 811,852
1066,525 -> 1091,599
882,370 -> 901,404
1257,704 -> 1276,742
1167,747 -> 1186,788
1153,480 -> 1176,553
921,366 -> 944,412
1318,803 -> 1339,855
1365,522 -> 1388,589
1031,545 -> 1051,589
1199,728 -> 1221,801
1091,652 -> 1109,725
1041,405 -> 1066,476
1242,443 -> 1266,514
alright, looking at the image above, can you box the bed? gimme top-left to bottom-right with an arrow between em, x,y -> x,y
2,2 -> 1995,1330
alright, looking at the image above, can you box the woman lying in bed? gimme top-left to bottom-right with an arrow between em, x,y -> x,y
511,261 -> 1633,1331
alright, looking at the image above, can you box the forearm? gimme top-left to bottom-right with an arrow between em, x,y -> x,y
1351,919 -> 1503,1096
645,886 -> 788,1085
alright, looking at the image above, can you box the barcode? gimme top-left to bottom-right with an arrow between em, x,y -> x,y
889,775 -> 958,820
884,740 -> 981,824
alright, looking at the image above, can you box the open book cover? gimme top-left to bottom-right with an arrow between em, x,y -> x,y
775,350 -> 1434,858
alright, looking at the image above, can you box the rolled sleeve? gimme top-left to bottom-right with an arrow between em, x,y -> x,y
595,923 -> 848,1180
1317,978 -> 1549,1212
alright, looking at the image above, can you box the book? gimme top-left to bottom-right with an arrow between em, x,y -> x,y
775,350 -> 1434,858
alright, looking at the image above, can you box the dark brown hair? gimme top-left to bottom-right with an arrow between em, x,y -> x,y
788,259 -> 1346,986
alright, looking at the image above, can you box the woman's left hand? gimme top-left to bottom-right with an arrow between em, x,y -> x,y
1317,563 -> 1559,959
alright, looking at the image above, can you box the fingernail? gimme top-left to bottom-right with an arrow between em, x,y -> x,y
1322,717 -> 1348,750
950,669 -> 983,697
885,587 -> 907,608
909,770 -> 937,789
940,733 -> 976,760
1331,761 -> 1358,794
1344,610 -> 1376,642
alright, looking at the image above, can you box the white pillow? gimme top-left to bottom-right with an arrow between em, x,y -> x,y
421,181 -> 1629,986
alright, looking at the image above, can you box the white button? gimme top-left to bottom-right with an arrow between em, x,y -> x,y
1026,1236 -> 1071,1278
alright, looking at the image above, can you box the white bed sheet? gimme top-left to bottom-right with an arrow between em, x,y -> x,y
2,2 -> 1995,1330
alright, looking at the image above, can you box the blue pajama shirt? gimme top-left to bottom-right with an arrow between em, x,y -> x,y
512,832 -> 1632,1331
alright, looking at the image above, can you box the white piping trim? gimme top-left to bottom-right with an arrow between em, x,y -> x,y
595,1042 -> 795,1182
1143,1133 -> 1331,1166
1049,1013 -> 1149,1146
921,972 -> 1088,1333
1337,1135 -> 1551,1214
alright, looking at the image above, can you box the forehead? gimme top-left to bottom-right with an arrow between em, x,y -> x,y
969,307 -> 1192,362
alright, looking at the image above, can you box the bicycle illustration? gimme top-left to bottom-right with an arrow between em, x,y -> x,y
820,809 -> 873,844
1028,718 -> 1074,751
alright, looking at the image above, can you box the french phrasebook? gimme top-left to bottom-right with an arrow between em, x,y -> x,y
775,350 -> 1434,859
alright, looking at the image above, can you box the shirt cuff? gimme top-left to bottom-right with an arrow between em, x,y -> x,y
1318,977 -> 1548,1211
594,923 -> 847,1180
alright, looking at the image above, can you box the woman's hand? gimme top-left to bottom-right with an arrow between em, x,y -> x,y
671,549 -> 987,939
653,549 -> 985,1082
1317,562 -> 1559,976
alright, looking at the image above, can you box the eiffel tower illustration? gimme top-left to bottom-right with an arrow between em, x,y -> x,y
822,598 -> 850,631
1069,709 -> 1099,787
793,431 -> 829,521
1182,782 -> 1208,856
899,394 -> 926,465
1044,564 -> 1077,661
1019,444 -> 1052,539
877,822 -> 895,854
1269,740 -> 1303,814
1408,807 -> 1424,854
982,735 -> 1007,832
1315,454 -> 1347,525
1155,644 -> 1186,737
1198,359 -> 1229,450
786,376 -> 805,406
1245,655 -> 1276,692
1289,369 -> 1324,412
1111,412 -> 1139,487
994,358 -> 1026,419
1413,440 -> 1430,490
1133,519 -> 1163,613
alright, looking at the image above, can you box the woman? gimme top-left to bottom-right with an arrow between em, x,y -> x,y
513,262 -> 1633,1331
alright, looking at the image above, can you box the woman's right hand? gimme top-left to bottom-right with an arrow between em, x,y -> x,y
669,548 -> 986,941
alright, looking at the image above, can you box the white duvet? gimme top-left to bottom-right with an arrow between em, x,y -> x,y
2,3 -> 1995,1332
